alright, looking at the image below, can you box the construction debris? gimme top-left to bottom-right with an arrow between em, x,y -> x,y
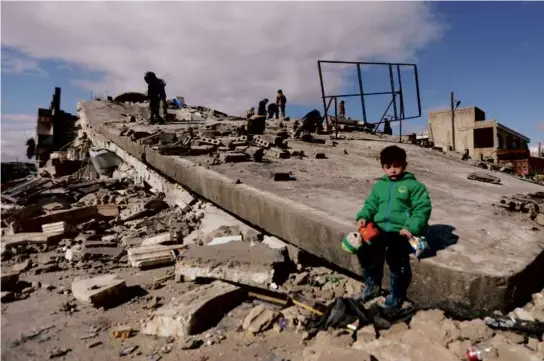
71,274 -> 127,307
141,281 -> 245,339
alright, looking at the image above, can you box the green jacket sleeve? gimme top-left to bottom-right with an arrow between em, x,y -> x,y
356,185 -> 379,222
404,182 -> 432,235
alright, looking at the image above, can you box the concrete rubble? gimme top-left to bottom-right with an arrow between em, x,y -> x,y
1,94 -> 543,361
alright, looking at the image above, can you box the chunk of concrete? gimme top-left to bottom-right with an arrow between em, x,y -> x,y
164,188 -> 195,210
242,304 -> 278,334
352,329 -> 459,361
207,235 -> 243,246
175,242 -> 286,287
141,233 -> 174,247
1,272 -> 19,290
127,245 -> 184,268
72,274 -> 126,307
458,318 -> 493,342
141,281 -> 245,339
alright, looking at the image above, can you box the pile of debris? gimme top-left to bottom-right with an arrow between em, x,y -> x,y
495,191 -> 544,226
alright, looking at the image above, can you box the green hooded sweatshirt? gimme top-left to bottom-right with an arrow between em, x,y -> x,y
355,172 -> 432,236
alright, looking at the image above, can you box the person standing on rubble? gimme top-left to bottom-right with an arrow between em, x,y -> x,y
144,71 -> 167,124
354,145 -> 432,309
257,98 -> 268,117
339,100 -> 345,116
276,90 -> 287,118
267,102 -> 279,120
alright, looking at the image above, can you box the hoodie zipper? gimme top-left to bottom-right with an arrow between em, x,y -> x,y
385,181 -> 396,231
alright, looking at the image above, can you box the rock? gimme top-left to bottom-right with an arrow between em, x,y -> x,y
495,343 -> 542,361
0,272 -> 19,290
207,235 -> 243,246
493,331 -> 525,345
1,291 -> 15,303
142,281 -> 245,339
379,322 -> 410,338
353,329 -> 459,361
344,278 -> 364,297
293,272 -> 309,286
71,274 -> 126,307
356,325 -> 377,343
12,259 -> 33,273
447,339 -> 472,358
526,338 -> 539,351
408,309 -> 460,346
458,319 -> 493,342
299,343 -> 372,361
468,171 -> 501,184
175,242 -> 286,287
141,233 -> 175,247
242,305 -> 278,334
511,307 -> 536,322
535,214 -> 544,227
48,348 -> 71,359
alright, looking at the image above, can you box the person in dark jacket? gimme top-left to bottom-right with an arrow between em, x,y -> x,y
267,102 -> 279,120
144,71 -> 167,124
294,109 -> 323,138
257,99 -> 268,117
355,146 -> 432,309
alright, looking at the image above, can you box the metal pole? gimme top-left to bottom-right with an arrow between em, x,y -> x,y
317,61 -> 329,130
451,91 -> 456,151
396,65 -> 404,143
414,65 -> 422,117
388,65 -> 398,122
356,64 -> 368,124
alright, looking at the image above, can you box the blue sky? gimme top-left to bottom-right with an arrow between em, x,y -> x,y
2,1 -> 543,161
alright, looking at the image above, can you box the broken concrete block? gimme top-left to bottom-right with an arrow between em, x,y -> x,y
353,329 -> 459,361
458,318 -> 493,342
1,291 -> 15,303
207,235 -> 243,246
175,242 -> 286,286
141,233 -> 173,247
12,259 -> 33,273
244,146 -> 264,162
220,152 -> 251,163
164,188 -> 195,210
265,148 -> 290,159
468,171 -> 501,184
141,281 -> 245,339
127,245 -> 184,268
1,272 -> 19,290
41,221 -> 75,235
315,153 -> 327,159
72,274 -> 126,307
242,305 -> 278,334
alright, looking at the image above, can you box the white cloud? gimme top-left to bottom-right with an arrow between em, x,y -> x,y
1,2 -> 443,117
1,114 -> 36,162
1,52 -> 47,75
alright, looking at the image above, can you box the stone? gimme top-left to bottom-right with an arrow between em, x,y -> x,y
141,281 -> 245,339
353,329 -> 459,361
127,245 -> 184,268
12,259 -> 33,273
511,307 -> 536,322
344,278 -> 364,297
447,339 -> 472,358
71,274 -> 126,307
534,214 -> 544,226
242,305 -> 278,334
356,325 -> 377,343
458,319 -> 493,342
379,322 -> 410,338
293,272 -> 309,286
164,188 -> 195,210
495,343 -> 542,361
175,242 -> 286,287
141,233 -> 174,247
0,272 -> 19,290
1,291 -> 15,303
315,153 -> 327,159
467,171 -> 501,184
299,344 -> 372,361
408,312 -> 460,346
526,338 -> 539,351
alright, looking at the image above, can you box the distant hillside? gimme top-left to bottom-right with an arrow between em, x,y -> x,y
1,162 -> 37,184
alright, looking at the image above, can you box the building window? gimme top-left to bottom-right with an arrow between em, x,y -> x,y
474,128 -> 494,148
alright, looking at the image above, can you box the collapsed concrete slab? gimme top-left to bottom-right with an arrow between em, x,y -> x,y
79,101 -> 544,314
175,242 -> 286,287
127,245 -> 185,268
141,281 -> 245,339
72,274 -> 126,307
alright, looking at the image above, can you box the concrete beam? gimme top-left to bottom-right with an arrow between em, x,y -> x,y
80,103 -> 544,314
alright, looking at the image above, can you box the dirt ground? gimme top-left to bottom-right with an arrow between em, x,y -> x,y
1,260 -> 305,361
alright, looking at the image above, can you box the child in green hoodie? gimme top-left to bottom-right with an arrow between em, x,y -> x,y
355,145 -> 432,309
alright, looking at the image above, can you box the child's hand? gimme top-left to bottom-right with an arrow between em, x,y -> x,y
357,219 -> 367,228
400,228 -> 413,239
